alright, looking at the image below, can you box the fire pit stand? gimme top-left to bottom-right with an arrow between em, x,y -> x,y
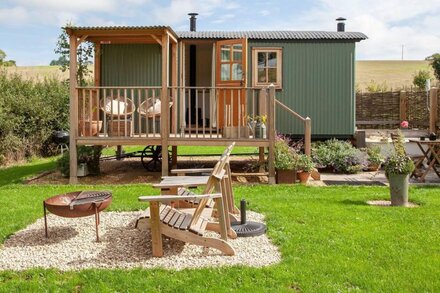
43,191 -> 112,242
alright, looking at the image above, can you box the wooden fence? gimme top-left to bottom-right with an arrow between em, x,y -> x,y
356,88 -> 439,131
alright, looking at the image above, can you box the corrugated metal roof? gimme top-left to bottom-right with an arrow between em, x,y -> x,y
66,26 -> 367,41
176,31 -> 367,41
68,25 -> 172,30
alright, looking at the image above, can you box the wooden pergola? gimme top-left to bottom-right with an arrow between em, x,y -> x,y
66,26 -> 178,183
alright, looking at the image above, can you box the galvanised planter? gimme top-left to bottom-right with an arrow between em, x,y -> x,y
388,173 -> 409,206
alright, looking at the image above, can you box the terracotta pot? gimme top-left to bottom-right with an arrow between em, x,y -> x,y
297,171 -> 311,184
366,163 -> 380,171
79,120 -> 102,136
276,169 -> 296,184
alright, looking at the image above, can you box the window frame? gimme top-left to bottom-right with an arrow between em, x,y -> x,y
252,47 -> 283,89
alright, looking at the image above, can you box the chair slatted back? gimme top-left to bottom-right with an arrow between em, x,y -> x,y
189,143 -> 235,228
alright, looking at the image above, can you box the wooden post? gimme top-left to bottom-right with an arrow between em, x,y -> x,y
258,147 -> 265,172
69,34 -> 78,184
430,87 -> 438,133
259,88 -> 267,116
149,201 -> 163,257
267,85 -> 276,184
171,146 -> 178,169
304,117 -> 311,156
399,90 -> 407,122
94,43 -> 100,87
116,146 -> 123,160
171,42 -> 178,134
161,34 -> 170,176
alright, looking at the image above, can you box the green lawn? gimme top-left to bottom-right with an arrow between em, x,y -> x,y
1,160 -> 440,292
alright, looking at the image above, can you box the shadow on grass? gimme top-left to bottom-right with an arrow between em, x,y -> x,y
0,160 -> 56,187
339,199 -> 369,206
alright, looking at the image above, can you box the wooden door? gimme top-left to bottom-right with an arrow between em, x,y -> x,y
216,39 -> 247,129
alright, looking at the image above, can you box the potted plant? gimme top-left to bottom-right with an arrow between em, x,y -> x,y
56,146 -> 103,177
296,154 -> 315,184
247,115 -> 267,139
365,145 -> 384,171
383,130 -> 415,206
79,100 -> 102,137
274,136 -> 297,184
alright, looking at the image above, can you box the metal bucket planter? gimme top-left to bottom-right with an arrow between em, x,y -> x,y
388,173 -> 409,206
254,122 -> 266,139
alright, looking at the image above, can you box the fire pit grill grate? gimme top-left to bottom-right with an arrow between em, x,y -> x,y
44,191 -> 112,242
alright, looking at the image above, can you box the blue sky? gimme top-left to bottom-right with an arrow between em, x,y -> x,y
0,0 -> 439,65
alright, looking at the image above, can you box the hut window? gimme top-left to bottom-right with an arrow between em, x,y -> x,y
252,48 -> 282,88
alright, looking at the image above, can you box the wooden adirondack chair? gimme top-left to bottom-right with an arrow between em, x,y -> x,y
170,143 -> 240,220
137,147 -> 235,257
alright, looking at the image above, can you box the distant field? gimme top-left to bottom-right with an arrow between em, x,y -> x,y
4,61 -> 437,91
5,66 -> 69,81
356,60 -> 437,91
4,65 -> 94,81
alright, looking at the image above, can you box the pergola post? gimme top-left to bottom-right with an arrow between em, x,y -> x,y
69,34 -> 78,184
161,34 -> 170,176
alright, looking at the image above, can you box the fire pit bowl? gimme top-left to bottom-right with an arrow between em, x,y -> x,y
44,191 -> 112,218
43,191 -> 112,241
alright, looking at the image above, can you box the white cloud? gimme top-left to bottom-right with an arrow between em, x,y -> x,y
14,0 -> 117,13
211,13 -> 235,24
0,6 -> 28,26
280,0 -> 440,60
152,0 -> 229,25
260,10 -> 270,16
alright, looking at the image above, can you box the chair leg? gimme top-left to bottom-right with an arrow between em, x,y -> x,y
161,224 -> 235,256
206,222 -> 237,239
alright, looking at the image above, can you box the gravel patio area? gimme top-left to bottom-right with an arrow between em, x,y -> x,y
0,211 -> 280,271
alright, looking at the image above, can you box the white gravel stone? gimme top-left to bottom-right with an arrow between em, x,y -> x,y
0,211 -> 281,271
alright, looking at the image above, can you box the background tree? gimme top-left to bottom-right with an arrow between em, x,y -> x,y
412,70 -> 431,89
0,49 -> 6,63
426,53 -> 440,81
54,25 -> 94,86
0,49 -> 16,67
50,55 -> 68,66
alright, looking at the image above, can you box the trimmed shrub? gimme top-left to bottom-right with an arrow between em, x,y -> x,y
312,139 -> 367,174
0,69 -> 69,164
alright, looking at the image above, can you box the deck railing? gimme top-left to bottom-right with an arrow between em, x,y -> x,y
73,84 -> 310,184
77,86 -> 163,138
76,86 -> 270,141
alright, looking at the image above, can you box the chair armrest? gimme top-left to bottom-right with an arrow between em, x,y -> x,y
170,168 -> 214,175
138,193 -> 222,202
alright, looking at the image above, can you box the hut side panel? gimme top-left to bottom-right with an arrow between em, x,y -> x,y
101,44 -> 162,86
100,44 -> 163,134
248,41 -> 356,137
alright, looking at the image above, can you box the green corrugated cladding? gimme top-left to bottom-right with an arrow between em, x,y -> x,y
100,42 -> 356,136
100,44 -> 163,133
101,44 -> 162,86
248,41 -> 356,136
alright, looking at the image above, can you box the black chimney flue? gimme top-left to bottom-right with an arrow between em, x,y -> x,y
188,13 -> 198,32
336,17 -> 346,32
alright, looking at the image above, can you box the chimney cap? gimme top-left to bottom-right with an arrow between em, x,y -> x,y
188,13 -> 199,17
336,17 -> 346,21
